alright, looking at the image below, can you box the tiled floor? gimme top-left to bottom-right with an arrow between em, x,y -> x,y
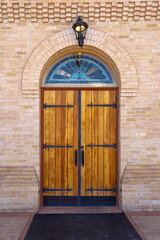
126,212 -> 160,240
0,213 -> 34,240
0,217 -> 28,240
0,210 -> 160,240
133,216 -> 160,240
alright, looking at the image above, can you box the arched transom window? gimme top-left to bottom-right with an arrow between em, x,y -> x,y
44,53 -> 116,86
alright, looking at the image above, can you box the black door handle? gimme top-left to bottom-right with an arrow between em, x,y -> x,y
75,150 -> 77,166
81,149 -> 84,167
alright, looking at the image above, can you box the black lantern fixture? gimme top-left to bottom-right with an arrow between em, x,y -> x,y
72,17 -> 88,47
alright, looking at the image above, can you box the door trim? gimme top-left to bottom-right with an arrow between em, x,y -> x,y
40,87 -> 119,207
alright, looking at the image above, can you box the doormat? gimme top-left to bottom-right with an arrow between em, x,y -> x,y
24,213 -> 142,240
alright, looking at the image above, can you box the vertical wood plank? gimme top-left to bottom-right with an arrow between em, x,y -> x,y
55,91 -> 62,196
49,91 -> 56,196
110,91 -> 116,196
41,89 -> 44,205
67,91 -> 74,196
61,91 -> 67,196
43,91 -> 50,196
92,91 -> 98,196
81,91 -> 86,196
103,91 -> 110,196
64,91 -> 68,196
85,91 -> 92,196
97,91 -> 104,196
73,91 -> 79,196
116,88 -> 119,204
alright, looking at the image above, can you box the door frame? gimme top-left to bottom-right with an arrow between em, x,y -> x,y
40,87 -> 119,207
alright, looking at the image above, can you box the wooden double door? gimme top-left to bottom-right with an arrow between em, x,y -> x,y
42,89 -> 118,206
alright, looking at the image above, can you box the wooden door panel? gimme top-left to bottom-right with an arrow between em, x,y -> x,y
109,91 -> 116,196
55,91 -> 62,196
73,91 -> 79,196
43,89 -> 117,201
81,90 -> 117,197
81,91 -> 86,197
43,91 -> 50,196
91,91 -> 98,196
49,91 -> 56,195
67,91 -> 74,196
103,91 -> 109,196
97,91 -> 104,196
43,90 -> 78,197
61,91 -> 67,196
85,91 -> 92,196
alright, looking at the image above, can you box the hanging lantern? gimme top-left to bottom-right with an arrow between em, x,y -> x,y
72,17 -> 88,47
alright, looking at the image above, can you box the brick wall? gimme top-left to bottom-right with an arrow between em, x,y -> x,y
0,1 -> 160,23
0,0 -> 160,211
122,165 -> 160,211
0,167 -> 39,212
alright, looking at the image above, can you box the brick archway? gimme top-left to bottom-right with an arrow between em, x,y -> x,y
22,29 -> 138,97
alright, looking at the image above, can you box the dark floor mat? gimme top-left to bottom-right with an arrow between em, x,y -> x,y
25,213 -> 142,240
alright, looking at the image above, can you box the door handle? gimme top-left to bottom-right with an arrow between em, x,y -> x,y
81,149 -> 84,167
75,150 -> 77,166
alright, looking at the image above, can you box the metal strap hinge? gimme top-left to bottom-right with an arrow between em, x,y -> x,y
86,187 -> 116,193
87,102 -> 116,109
87,143 -> 116,149
43,103 -> 73,109
43,144 -> 73,150
43,187 -> 72,193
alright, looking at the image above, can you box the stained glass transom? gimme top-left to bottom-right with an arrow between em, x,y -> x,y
45,54 -> 114,84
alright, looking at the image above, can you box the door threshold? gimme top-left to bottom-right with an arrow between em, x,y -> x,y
38,206 -> 122,214
43,196 -> 116,207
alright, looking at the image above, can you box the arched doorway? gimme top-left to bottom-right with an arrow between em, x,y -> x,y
41,53 -> 119,206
